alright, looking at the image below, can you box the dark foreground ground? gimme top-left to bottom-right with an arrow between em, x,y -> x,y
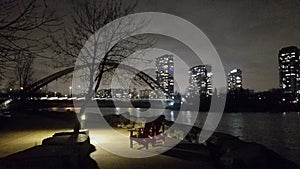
0,111 -> 299,169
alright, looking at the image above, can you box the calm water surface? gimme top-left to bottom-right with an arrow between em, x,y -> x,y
216,112 -> 300,165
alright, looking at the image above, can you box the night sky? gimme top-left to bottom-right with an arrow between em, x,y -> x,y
134,0 -> 300,91
14,0 -> 300,93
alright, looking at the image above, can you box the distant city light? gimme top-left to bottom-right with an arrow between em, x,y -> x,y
279,46 -> 300,95
188,65 -> 212,97
230,69 -> 238,73
228,69 -> 242,91
81,114 -> 86,121
156,54 -> 174,98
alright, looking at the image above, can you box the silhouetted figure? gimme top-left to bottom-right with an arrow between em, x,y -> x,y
65,109 -> 81,134
74,120 -> 81,134
151,115 -> 165,136
142,115 -> 165,137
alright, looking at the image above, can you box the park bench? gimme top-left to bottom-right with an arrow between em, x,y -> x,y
129,115 -> 166,149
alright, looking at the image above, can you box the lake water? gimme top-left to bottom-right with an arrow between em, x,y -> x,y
216,112 -> 300,165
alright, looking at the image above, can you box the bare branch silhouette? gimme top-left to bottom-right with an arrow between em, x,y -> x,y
47,0 -> 153,131
0,0 -> 62,79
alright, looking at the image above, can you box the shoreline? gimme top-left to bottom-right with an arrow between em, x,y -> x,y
6,99 -> 300,113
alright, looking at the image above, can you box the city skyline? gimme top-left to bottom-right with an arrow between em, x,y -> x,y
134,0 -> 300,91
2,45 -> 299,96
2,0 -> 300,93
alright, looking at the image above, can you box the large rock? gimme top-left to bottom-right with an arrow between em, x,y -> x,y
103,112 -> 132,128
206,132 -> 300,169
0,131 -> 97,169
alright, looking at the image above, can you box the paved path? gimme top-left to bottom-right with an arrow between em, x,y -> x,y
0,113 -> 215,169
0,128 -> 214,169
88,128 -> 214,169
0,129 -> 69,158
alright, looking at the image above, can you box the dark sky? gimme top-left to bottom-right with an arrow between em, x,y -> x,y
133,0 -> 300,91
16,0 -> 300,93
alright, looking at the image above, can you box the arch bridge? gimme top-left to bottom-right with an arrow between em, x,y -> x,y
21,62 -> 169,98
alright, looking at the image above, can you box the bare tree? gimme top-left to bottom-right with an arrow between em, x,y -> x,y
48,0 -> 139,65
0,0 -> 61,79
15,53 -> 34,89
48,0 -> 152,131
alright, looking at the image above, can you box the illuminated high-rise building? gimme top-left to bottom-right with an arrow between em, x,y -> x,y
278,46 -> 300,95
156,55 -> 174,98
188,65 -> 212,96
207,72 -> 213,95
228,69 -> 242,91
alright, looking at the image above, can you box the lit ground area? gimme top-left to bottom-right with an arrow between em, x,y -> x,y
0,114 -> 214,169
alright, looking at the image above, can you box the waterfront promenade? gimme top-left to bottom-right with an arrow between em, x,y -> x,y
1,111 -> 300,169
0,114 -> 214,169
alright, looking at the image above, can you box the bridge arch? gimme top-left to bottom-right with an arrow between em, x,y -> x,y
23,62 -> 169,97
